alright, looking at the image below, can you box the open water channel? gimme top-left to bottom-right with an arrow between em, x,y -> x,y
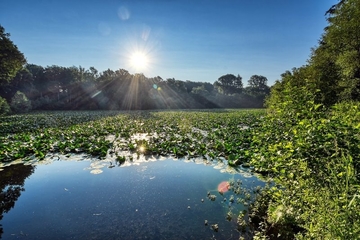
0,155 -> 265,239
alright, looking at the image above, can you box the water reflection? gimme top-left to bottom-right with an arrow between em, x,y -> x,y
0,159 -> 263,239
0,164 -> 35,239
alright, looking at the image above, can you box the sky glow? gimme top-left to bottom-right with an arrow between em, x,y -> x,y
130,51 -> 149,71
0,0 -> 338,85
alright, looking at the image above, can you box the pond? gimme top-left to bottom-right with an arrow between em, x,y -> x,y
0,156 -> 265,239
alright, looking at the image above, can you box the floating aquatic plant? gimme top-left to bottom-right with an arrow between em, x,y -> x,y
0,109 -> 265,165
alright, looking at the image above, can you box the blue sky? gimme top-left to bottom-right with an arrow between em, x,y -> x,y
1,0 -> 337,85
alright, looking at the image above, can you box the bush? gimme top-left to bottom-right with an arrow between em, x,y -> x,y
0,96 -> 11,116
249,101 -> 360,239
10,91 -> 32,113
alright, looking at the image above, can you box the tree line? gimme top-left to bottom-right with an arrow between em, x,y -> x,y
0,25 -> 270,114
266,0 -> 360,110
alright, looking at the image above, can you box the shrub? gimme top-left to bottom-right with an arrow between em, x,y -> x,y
0,96 -> 11,116
249,101 -> 360,239
10,91 -> 32,113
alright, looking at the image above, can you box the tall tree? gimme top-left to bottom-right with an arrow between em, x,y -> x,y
214,74 -> 243,95
87,67 -> 99,82
297,0 -> 360,105
97,69 -> 116,82
266,0 -> 360,111
27,64 -> 46,98
0,25 -> 26,85
247,75 -> 270,96
248,75 -> 268,89
11,68 -> 34,95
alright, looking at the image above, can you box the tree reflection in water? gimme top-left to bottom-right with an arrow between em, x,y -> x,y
0,164 -> 35,238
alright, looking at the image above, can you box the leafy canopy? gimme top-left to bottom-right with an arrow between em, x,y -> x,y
267,0 -> 360,109
0,25 -> 26,84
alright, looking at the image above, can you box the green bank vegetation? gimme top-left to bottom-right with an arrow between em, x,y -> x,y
244,0 -> 360,238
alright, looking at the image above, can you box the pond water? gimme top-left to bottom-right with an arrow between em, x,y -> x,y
0,156 -> 265,239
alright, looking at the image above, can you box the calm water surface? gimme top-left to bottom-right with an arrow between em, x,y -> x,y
0,158 -> 264,239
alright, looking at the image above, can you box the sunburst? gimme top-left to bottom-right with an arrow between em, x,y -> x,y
130,51 -> 148,71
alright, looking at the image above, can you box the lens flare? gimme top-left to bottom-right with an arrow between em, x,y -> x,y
218,181 -> 230,193
118,6 -> 130,20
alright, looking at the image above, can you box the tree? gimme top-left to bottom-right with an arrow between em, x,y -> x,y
316,0 -> 360,101
97,69 -> 116,82
214,74 -> 243,95
27,64 -> 46,98
265,67 -> 314,112
248,75 -> 267,89
10,91 -> 32,113
191,85 -> 209,96
298,0 -> 360,105
0,96 -> 10,115
166,78 -> 187,93
267,0 -> 360,110
10,68 -> 35,99
247,75 -> 270,96
87,66 -> 99,81
0,25 -> 26,84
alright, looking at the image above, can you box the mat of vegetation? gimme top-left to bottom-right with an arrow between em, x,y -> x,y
0,109 -> 264,165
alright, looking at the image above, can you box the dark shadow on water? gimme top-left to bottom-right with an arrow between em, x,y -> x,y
0,164 -> 35,239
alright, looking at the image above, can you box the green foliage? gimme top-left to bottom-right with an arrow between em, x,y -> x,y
324,0 -> 360,98
268,0 -> 360,109
115,155 -> 126,165
0,25 -> 26,84
0,96 -> 10,116
259,2 -> 360,236
250,100 -> 360,239
191,85 -> 209,95
10,91 -> 32,113
214,74 -> 243,95
0,109 -> 264,163
246,75 -> 270,96
259,7 -> 360,236
245,186 -> 304,239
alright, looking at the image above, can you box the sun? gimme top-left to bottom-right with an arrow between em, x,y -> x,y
130,51 -> 148,70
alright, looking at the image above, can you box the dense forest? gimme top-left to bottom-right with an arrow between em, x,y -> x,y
0,27 -> 270,114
